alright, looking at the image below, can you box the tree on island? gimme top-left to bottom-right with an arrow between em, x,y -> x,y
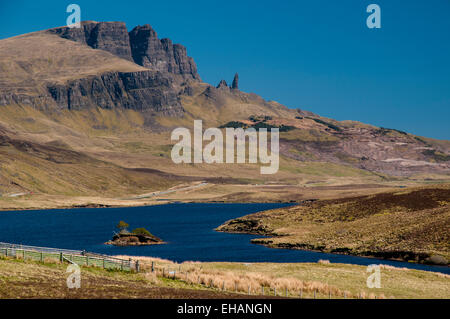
116,220 -> 130,233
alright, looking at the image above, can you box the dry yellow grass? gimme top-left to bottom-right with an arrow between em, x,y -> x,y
117,255 -> 450,299
0,32 -> 145,87
0,250 -> 448,299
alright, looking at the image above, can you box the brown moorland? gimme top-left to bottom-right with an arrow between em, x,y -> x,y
217,185 -> 450,265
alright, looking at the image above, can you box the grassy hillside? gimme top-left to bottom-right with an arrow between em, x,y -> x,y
0,32 -> 145,87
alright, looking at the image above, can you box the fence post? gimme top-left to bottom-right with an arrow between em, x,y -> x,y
40,252 -> 43,262
135,260 -> 140,273
5,248 -> 7,257
103,258 -> 105,269
86,256 -> 89,266
60,252 -> 63,263
151,261 -> 154,273
121,260 -> 123,271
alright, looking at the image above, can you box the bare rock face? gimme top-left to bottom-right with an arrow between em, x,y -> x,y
232,73 -> 239,90
47,70 -> 184,116
39,21 -> 204,115
129,24 -> 200,80
48,21 -> 200,81
49,21 -> 133,61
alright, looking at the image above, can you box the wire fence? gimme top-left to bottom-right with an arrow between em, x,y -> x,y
0,242 -> 138,272
0,243 -> 376,299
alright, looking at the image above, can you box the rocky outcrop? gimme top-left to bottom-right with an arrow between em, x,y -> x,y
216,80 -> 228,89
105,232 -> 164,246
216,74 -> 238,91
129,24 -> 199,80
48,21 -> 133,61
48,22 -> 200,81
231,73 -> 239,90
0,21 -> 201,115
46,70 -> 184,116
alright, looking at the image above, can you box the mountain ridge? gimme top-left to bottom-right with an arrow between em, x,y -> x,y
48,21 -> 200,80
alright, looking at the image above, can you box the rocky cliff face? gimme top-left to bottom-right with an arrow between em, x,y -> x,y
48,21 -> 133,61
0,21 -> 203,115
129,24 -> 199,80
48,21 -> 200,81
47,70 -> 183,116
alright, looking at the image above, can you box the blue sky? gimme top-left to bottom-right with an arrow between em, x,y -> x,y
1,0 -> 449,139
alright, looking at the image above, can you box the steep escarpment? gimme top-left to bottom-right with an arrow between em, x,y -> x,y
129,24 -> 199,80
48,21 -> 199,81
0,21 -> 199,115
47,70 -> 183,115
48,21 -> 134,61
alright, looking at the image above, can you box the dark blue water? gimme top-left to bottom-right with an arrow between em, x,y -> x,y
0,203 -> 448,274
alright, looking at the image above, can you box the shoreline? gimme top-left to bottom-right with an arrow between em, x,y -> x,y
215,185 -> 450,268
0,199 -> 294,213
1,193 -> 448,270
216,228 -> 450,268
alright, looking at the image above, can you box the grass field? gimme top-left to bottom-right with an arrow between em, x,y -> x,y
0,254 -> 448,299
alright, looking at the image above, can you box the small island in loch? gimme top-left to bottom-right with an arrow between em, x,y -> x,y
105,221 -> 164,246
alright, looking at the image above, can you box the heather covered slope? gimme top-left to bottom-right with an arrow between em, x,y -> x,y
217,185 -> 450,265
